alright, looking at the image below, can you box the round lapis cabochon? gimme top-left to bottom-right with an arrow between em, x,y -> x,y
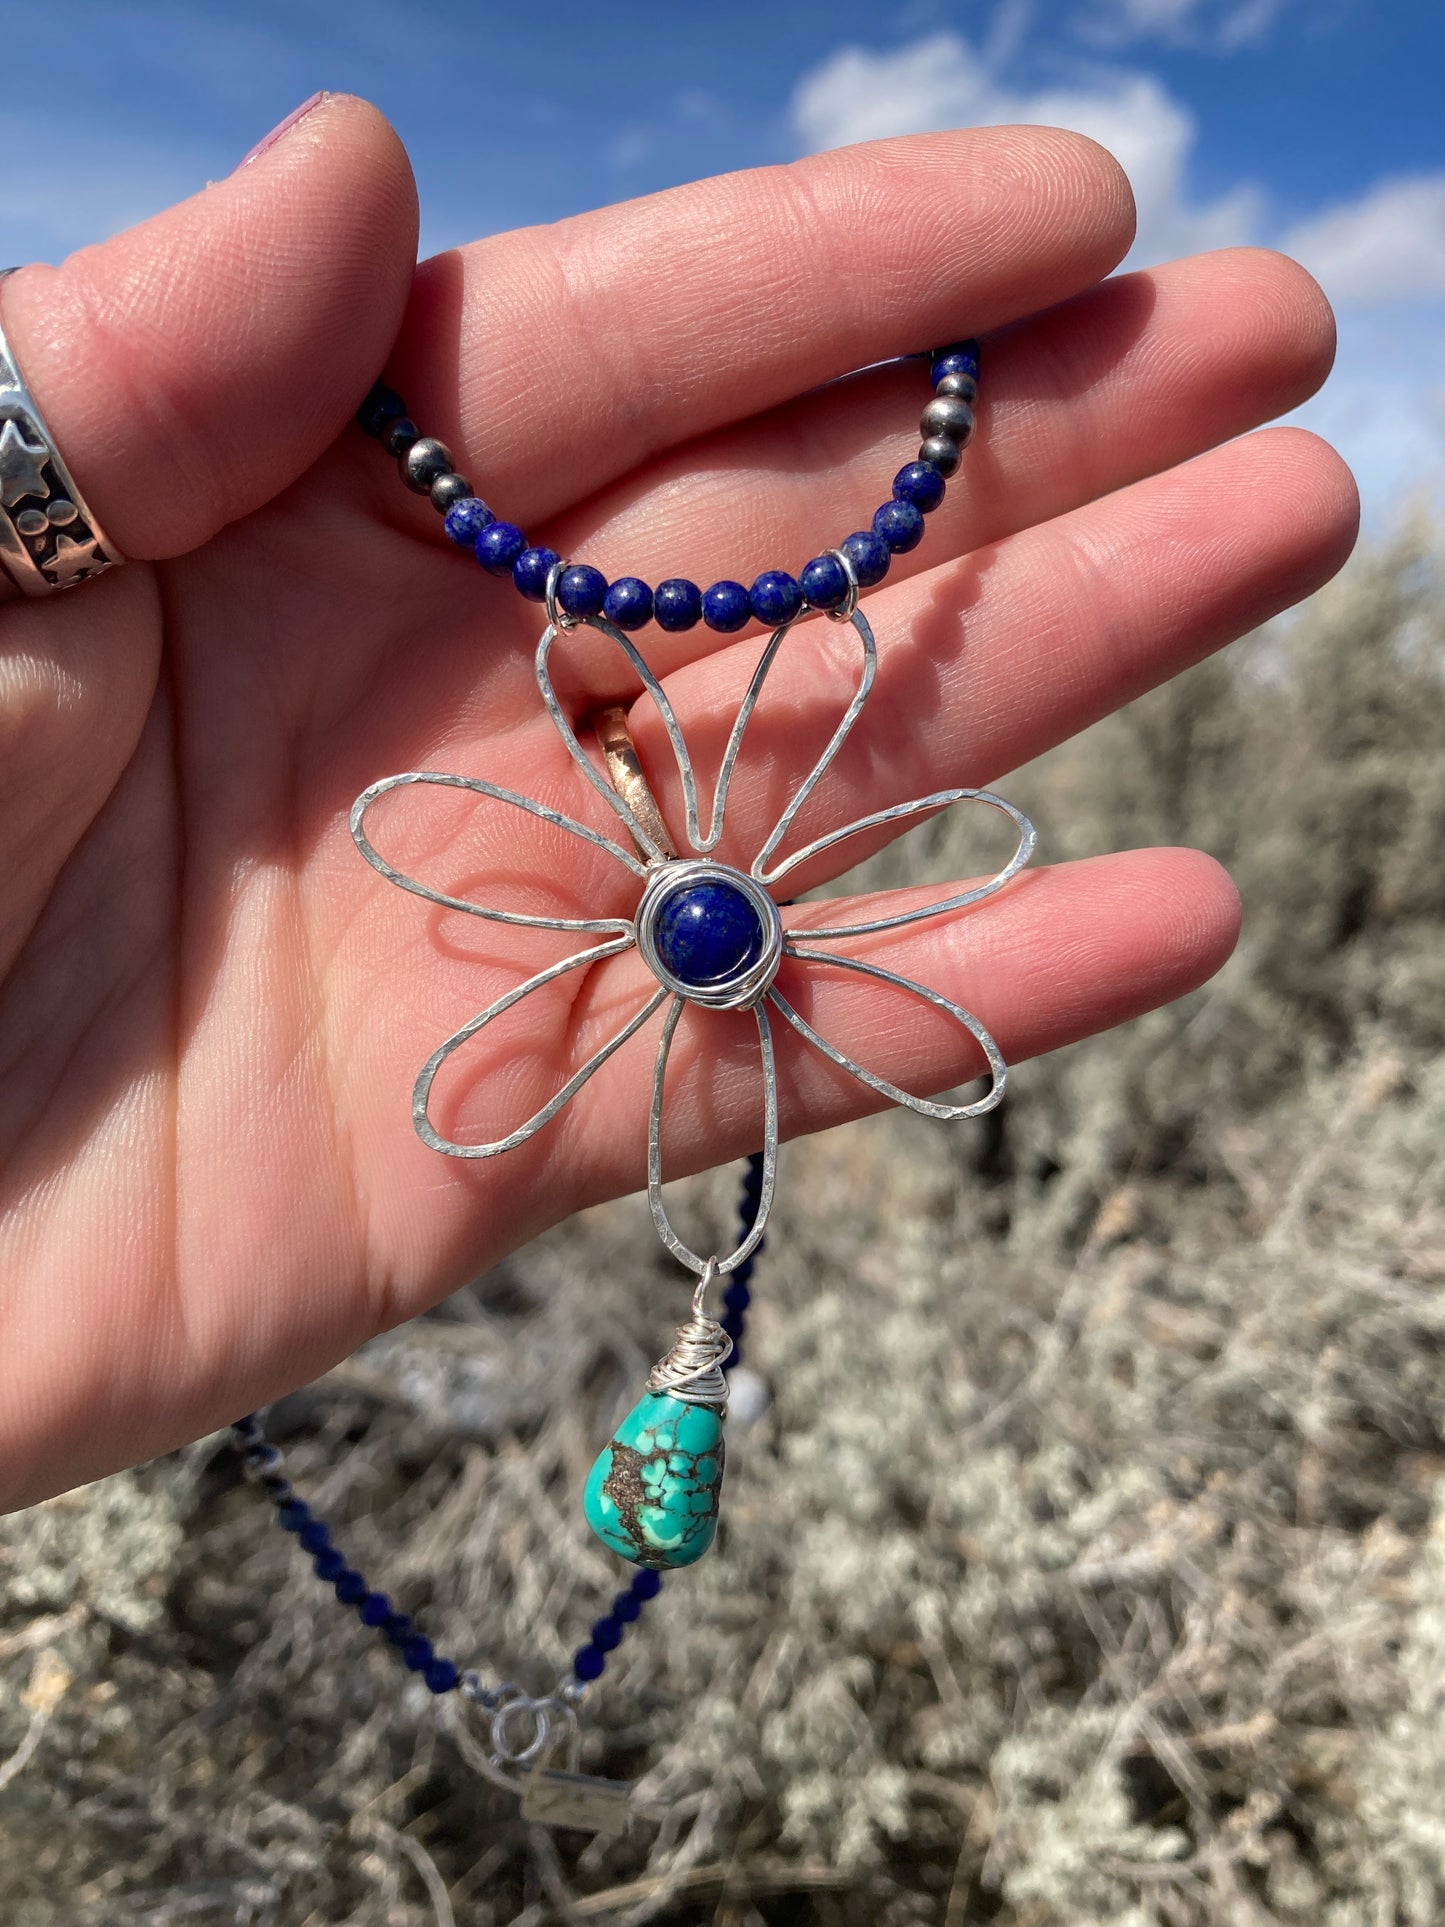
653,879 -> 765,989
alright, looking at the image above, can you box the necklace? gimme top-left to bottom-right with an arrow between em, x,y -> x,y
234,336 -> 1036,1821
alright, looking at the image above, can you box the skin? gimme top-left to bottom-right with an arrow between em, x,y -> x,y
0,97 -> 1357,1514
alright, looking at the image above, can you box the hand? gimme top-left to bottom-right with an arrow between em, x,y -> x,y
0,97 -> 1356,1511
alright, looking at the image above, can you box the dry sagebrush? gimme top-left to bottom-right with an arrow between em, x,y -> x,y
1,523 -> 1443,1926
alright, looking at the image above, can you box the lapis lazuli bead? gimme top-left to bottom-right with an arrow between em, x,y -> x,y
334,1568 -> 366,1605
873,499 -> 925,553
383,1612 -> 415,1647
750,569 -> 803,628
654,577 -> 702,631
573,1644 -> 607,1681
476,521 -> 526,575
931,341 -> 979,385
359,1591 -> 392,1626
425,1657 -> 460,1694
654,879 -> 764,988
583,1391 -> 724,1568
402,1635 -> 435,1672
443,497 -> 494,548
604,576 -> 654,630
314,1548 -> 345,1581
513,545 -> 560,601
893,461 -> 946,513
612,1591 -> 642,1624
357,383 -> 407,438
630,1567 -> 663,1600
590,1615 -> 624,1652
841,529 -> 890,587
800,553 -> 849,609
299,1519 -> 331,1554
558,563 -> 608,618
703,579 -> 751,632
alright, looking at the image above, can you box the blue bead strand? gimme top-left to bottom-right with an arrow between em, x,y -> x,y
229,1418 -> 467,1697
356,338 -> 979,630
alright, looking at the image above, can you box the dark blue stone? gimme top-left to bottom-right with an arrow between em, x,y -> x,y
278,1499 -> 310,1533
443,497 -> 494,548
383,1612 -> 416,1647
703,579 -> 751,632
357,383 -> 407,438
800,553 -> 849,609
359,1590 -> 392,1626
590,1614 -> 624,1652
401,1635 -> 435,1672
425,1657 -> 460,1694
630,1568 -> 663,1600
723,1279 -> 752,1313
873,499 -> 925,553
655,880 -> 764,988
313,1548 -> 345,1581
573,1644 -> 607,1681
841,529 -> 890,587
513,545 -> 560,600
334,1568 -> 366,1605
604,576 -> 654,630
299,1519 -> 331,1554
750,569 -> 803,628
612,1591 -> 643,1623
654,577 -> 702,631
931,340 -> 979,385
893,461 -> 946,512
558,563 -> 608,618
476,521 -> 526,575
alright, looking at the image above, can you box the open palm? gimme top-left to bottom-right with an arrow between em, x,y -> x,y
0,98 -> 1355,1512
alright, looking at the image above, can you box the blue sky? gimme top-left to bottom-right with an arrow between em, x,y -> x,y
0,0 -> 1441,520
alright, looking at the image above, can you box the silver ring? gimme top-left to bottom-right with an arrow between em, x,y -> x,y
0,268 -> 123,596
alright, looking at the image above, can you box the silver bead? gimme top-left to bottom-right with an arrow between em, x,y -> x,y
918,435 -> 962,477
920,395 -> 974,442
934,371 -> 977,402
429,471 -> 473,512
401,436 -> 453,494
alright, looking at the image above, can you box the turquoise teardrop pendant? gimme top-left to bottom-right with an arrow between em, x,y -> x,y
583,1286 -> 732,1569
583,1392 -> 724,1569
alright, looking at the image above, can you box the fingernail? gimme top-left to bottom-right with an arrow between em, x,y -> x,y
235,92 -> 330,172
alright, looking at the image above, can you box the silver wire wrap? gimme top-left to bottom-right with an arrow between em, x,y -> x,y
0,268 -> 123,595
821,544 -> 861,622
351,593 -> 1037,1275
645,1261 -> 733,1411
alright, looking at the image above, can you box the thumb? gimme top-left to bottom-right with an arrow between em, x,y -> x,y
0,92 -> 417,574
0,94 -> 417,967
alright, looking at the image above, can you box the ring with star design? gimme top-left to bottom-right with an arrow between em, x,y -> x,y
0,270 -> 123,596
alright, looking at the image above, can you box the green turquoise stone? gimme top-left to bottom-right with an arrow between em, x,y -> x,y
583,1391 -> 725,1569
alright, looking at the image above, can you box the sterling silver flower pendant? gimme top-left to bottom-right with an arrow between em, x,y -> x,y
352,587 -> 1036,1566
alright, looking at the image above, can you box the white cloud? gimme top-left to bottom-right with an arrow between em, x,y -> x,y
1075,0 -> 1288,49
1282,176 -> 1445,305
790,31 -> 1445,520
790,30 -> 1260,266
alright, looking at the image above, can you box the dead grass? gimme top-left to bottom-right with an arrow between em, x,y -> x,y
2,522 -> 1443,1926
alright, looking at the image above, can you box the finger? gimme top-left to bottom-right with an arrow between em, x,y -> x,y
639,425 -> 1359,881
0,93 -> 417,575
382,126 -> 1135,531
0,95 -> 417,972
536,247 -> 1337,655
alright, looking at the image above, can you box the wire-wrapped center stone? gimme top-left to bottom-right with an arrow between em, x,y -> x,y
652,878 -> 766,988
